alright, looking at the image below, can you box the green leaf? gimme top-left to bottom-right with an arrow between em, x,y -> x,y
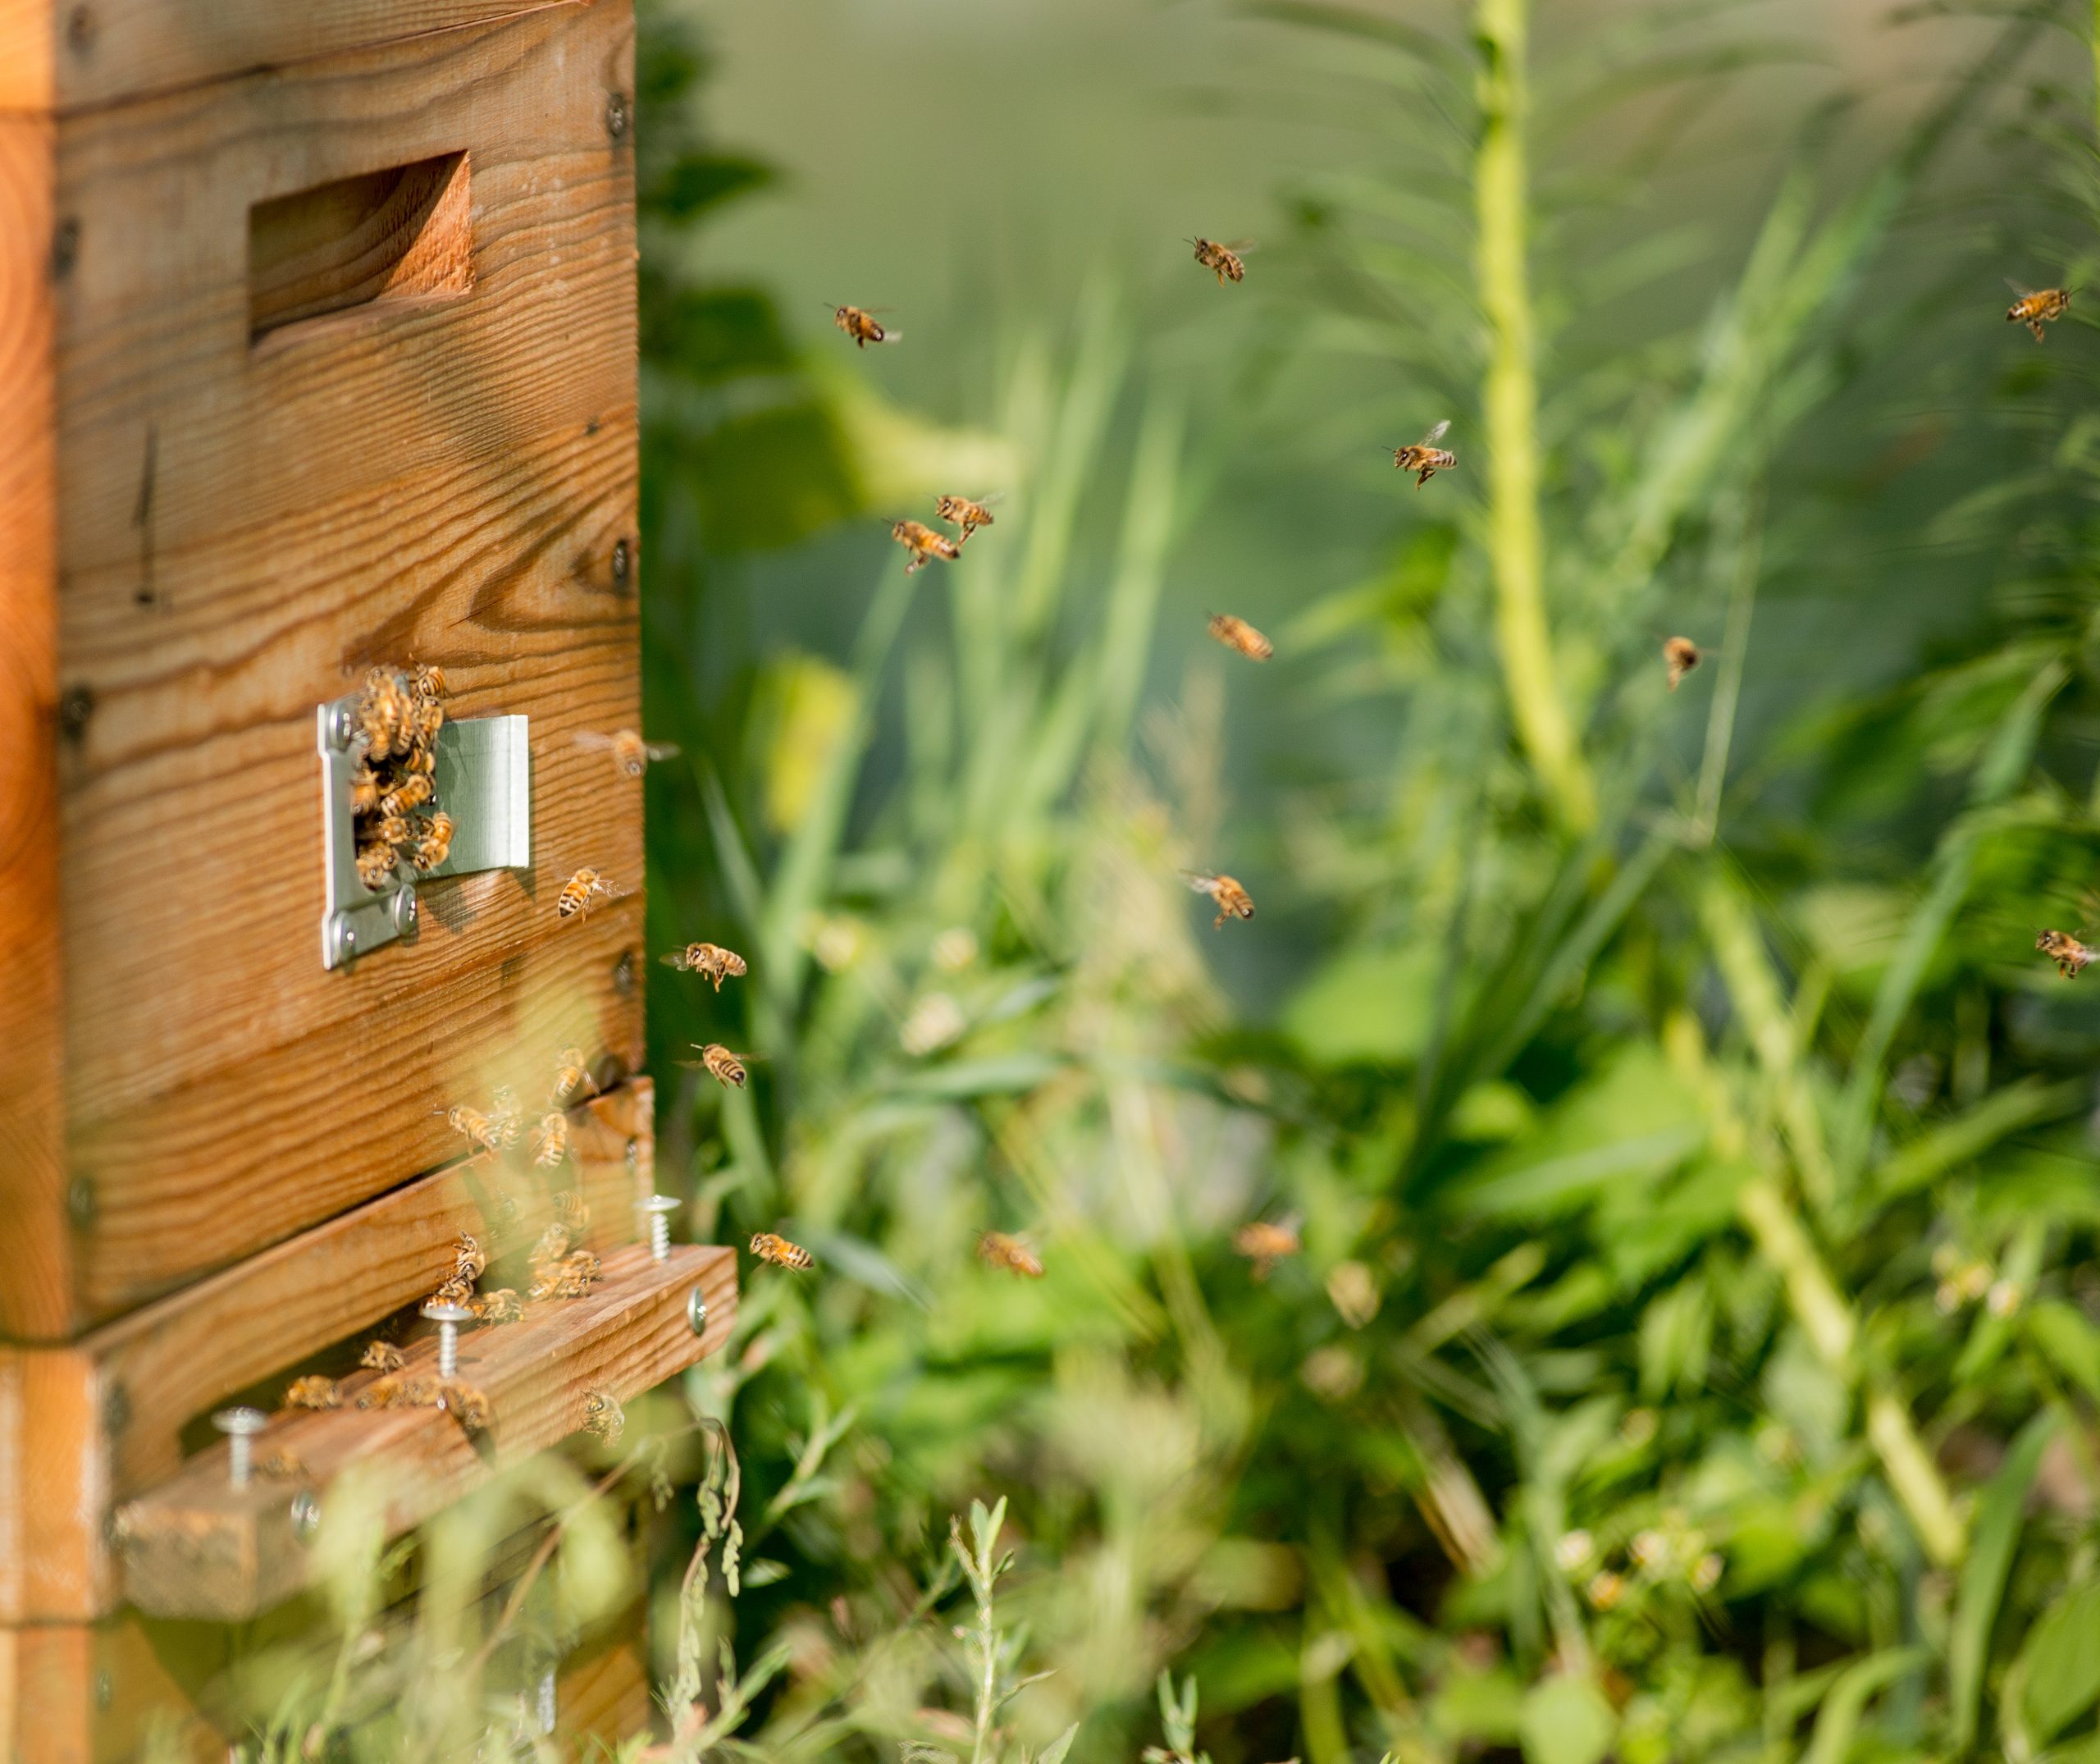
1281,944 -> 1439,1067
2018,1581 -> 2100,1745
1518,1675 -> 1615,1764
1950,1410 -> 2057,1751
1801,1648 -> 1921,1764
1036,1724 -> 1080,1764
2028,1300 -> 2100,1405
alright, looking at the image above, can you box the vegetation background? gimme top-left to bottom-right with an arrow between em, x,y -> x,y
212,0 -> 2100,1759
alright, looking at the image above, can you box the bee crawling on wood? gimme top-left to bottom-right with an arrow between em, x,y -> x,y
1389,420 -> 1456,488
283,1375 -> 344,1411
1188,236 -> 1253,286
682,1044 -> 757,1090
556,868 -> 615,920
529,1250 -> 601,1301
469,1287 -> 523,1325
576,729 -> 681,779
531,1111 -> 570,1168
935,493 -> 1000,544
551,1045 -> 599,1105
258,1449 -> 309,1482
431,1270 -> 476,1308
2038,929 -> 2095,979
1183,870 -> 1255,929
891,519 -> 961,574
750,1231 -> 815,1272
828,303 -> 899,347
661,943 -> 748,991
451,1233 -> 488,1285
360,1341 -> 404,1373
409,811 -> 454,872
976,1231 -> 1044,1279
1207,613 -> 1273,661
2006,280 -> 2072,341
438,1380 -> 492,1436
581,1388 -> 625,1444
1233,1218 -> 1302,1281
1664,636 -> 1701,691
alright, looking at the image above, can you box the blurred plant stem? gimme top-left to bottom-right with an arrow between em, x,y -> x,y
1474,0 -> 1593,832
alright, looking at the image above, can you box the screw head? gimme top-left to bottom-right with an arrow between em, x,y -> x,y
686,1287 -> 709,1336
611,538 -> 631,587
57,682 -> 92,735
66,1174 -> 96,1227
290,1491 -> 322,1542
605,91 -> 631,139
213,1405 -> 267,1438
643,1194 -> 679,1216
328,915 -> 358,964
391,887 -> 418,936
611,947 -> 637,996
94,1668 -> 113,1710
422,1301 -> 474,1326
324,700 -> 358,752
103,1381 -> 130,1436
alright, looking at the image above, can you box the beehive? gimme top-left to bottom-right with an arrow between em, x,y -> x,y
0,2 -> 732,1752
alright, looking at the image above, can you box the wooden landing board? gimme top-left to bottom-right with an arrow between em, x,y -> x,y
0,0 -> 644,1337
0,1080 -> 658,1624
116,1241 -> 736,1621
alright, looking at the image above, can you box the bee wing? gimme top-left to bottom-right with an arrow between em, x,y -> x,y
2006,277 -> 2035,297
1222,239 -> 1258,252
658,950 -> 692,969
643,742 -> 682,761
573,732 -> 615,752
1179,870 -> 1221,893
874,328 -> 902,343
1421,420 -> 1451,445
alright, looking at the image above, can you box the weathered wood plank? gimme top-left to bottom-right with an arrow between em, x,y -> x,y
116,1241 -> 736,1620
1,1081 -> 655,1623
0,1 -> 605,116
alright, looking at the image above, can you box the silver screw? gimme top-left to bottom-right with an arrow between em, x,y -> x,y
290,1491 -> 322,1542
686,1287 -> 708,1337
324,701 -> 357,751
391,887 -> 418,936
329,915 -> 357,965
641,1194 -> 679,1263
422,1301 -> 473,1380
213,1406 -> 267,1488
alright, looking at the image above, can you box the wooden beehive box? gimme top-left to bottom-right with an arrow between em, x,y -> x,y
0,2 -> 733,1753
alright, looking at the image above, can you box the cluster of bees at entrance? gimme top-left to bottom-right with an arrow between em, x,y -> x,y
350,664 -> 454,889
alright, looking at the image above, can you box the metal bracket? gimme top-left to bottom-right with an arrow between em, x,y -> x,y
317,694 -> 532,970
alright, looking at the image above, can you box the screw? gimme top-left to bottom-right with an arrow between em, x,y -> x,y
611,948 -> 637,996
422,1300 -> 473,1380
625,1137 -> 639,1171
66,1174 -> 96,1226
213,1407 -> 267,1488
611,538 -> 631,587
323,700 -> 357,752
57,683 -> 93,738
605,92 -> 630,139
641,1195 -> 679,1263
290,1491 -> 322,1542
103,1381 -> 130,1436
391,887 -> 418,937
687,1286 -> 709,1337
329,915 -> 358,966
94,1669 -> 113,1711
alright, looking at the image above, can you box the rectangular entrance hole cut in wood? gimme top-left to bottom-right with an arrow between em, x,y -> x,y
248,151 -> 472,342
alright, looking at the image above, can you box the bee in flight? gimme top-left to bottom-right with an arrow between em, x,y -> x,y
2006,281 -> 2072,342
1664,636 -> 1701,691
829,303 -> 898,347
1207,613 -> 1273,661
1188,237 -> 1253,286
683,1043 -> 756,1089
750,1231 -> 815,1271
892,519 -> 961,574
577,729 -> 681,779
977,1231 -> 1045,1279
556,867 -> 615,919
662,942 -> 749,990
2038,928 -> 2094,979
1184,871 -> 1255,929
439,1101 -> 504,1153
582,1387 -> 626,1443
1390,421 -> 1456,488
1233,1218 -> 1301,1281
552,1045 -> 598,1105
935,494 -> 999,544
531,1110 -> 570,1168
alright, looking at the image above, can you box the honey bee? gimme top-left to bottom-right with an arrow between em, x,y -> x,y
576,729 -> 682,779
2006,280 -> 2072,341
361,1341 -> 404,1373
556,1189 -> 590,1234
487,1087 -> 522,1149
552,1045 -> 599,1104
358,1373 -> 414,1410
283,1375 -> 344,1410
441,1103 -> 504,1153
350,762 -> 380,815
356,843 -> 399,892
829,303 -> 898,347
661,942 -> 749,990
528,1220 -> 573,1270
470,1288 -> 523,1324
1664,636 -> 1701,691
452,1232 -> 488,1284
2038,929 -> 2094,979
410,811 -> 455,872
379,774 -> 433,819
581,1387 -> 626,1444
532,1110 -> 570,1168
934,494 -> 999,542
411,697 -> 445,751
557,868 -> 614,919
438,1380 -> 492,1434
1390,421 -> 1456,488
750,1231 -> 815,1271
400,743 -> 436,779
891,519 -> 961,574
411,663 -> 450,703
431,1270 -> 475,1308
358,667 -> 413,758
371,814 -> 412,850
529,1250 -> 601,1301
687,1044 -> 751,1089
258,1449 -> 308,1481
1207,613 -> 1273,661
1183,871 -> 1255,929
976,1231 -> 1044,1278
1233,1218 -> 1301,1280
1188,236 -> 1253,286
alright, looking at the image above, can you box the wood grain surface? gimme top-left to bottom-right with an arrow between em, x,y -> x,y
117,1241 -> 736,1620
0,0 -> 645,1336
0,1 -> 603,114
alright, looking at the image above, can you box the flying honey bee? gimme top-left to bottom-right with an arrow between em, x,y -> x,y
661,942 -> 749,990
528,1220 -> 573,1271
440,1102 -> 504,1153
2006,281 -> 2072,341
555,1189 -> 591,1237
1207,613 -> 1273,661
356,843 -> 399,893
685,1043 -> 754,1089
892,519 -> 961,574
576,729 -> 682,779
470,1288 -> 523,1324
358,667 -> 413,758
750,1231 -> 815,1271
439,1380 -> 492,1435
532,1110 -> 570,1168
2038,929 -> 2094,979
350,762 -> 380,815
410,811 -> 455,872
1183,871 -> 1255,929
487,1087 -> 523,1149
581,1387 -> 626,1444
1664,636 -> 1701,691
361,1341 -> 404,1373
556,868 -> 614,919
1233,1218 -> 1301,1280
976,1231 -> 1045,1278
379,774 -> 434,819
283,1375 -> 343,1410
829,303 -> 899,347
1390,421 -> 1456,487
935,494 -> 999,542
552,1045 -> 599,1104
1188,236 -> 1253,286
